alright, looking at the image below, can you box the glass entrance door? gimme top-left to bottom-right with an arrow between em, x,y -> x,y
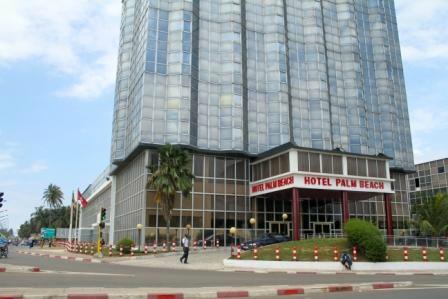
313,222 -> 332,236
268,221 -> 291,236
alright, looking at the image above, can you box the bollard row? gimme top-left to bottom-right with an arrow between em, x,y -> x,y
61,239 -> 229,256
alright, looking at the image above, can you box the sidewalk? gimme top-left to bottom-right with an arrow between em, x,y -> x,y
15,246 -> 233,270
110,248 -> 230,270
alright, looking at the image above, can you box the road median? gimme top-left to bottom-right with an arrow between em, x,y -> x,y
0,281 -> 413,298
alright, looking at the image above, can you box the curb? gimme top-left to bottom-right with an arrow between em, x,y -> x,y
222,268 -> 448,276
0,266 -> 41,273
0,281 -> 413,298
16,251 -> 102,264
223,259 -> 448,273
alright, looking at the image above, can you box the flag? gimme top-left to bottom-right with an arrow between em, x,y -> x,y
77,189 -> 88,208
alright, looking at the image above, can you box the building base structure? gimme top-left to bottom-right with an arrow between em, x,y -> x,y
79,143 -> 411,246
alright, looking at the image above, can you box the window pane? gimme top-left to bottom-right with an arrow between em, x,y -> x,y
309,153 -> 320,173
333,156 -> 342,174
357,158 -> 367,176
280,153 -> 290,173
226,159 -> 235,179
216,157 -> 225,178
347,157 -> 357,176
271,157 -> 280,176
321,154 -> 332,173
298,152 -> 309,172
194,155 -> 204,176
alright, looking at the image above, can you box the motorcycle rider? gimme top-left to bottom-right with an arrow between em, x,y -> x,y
340,251 -> 353,270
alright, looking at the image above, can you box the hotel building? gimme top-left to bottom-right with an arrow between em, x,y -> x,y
80,0 -> 414,245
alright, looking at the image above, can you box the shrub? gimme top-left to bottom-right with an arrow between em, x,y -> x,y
364,236 -> 387,262
117,238 -> 134,254
344,219 -> 386,262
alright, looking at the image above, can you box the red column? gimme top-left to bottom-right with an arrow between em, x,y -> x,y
384,193 -> 393,242
342,191 -> 349,224
292,188 -> 301,241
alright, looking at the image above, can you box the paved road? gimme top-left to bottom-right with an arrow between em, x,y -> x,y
0,250 -> 446,288
254,287 -> 448,298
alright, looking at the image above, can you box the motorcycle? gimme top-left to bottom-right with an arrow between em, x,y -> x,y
340,252 -> 352,270
0,242 -> 8,258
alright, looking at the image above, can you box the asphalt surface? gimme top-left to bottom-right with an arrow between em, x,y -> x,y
0,249 -> 447,289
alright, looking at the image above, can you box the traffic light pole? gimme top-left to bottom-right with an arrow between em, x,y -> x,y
97,207 -> 107,257
97,222 -> 102,256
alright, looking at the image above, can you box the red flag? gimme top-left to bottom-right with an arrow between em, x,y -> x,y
77,189 -> 88,208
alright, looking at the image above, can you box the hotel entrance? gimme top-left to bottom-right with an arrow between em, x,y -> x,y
268,221 -> 291,236
249,147 -> 395,241
312,222 -> 333,237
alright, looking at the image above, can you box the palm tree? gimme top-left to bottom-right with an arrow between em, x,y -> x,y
42,184 -> 64,208
147,144 -> 194,248
42,184 -> 64,228
412,192 -> 448,237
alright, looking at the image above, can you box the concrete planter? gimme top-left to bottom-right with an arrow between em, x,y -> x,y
223,259 -> 448,272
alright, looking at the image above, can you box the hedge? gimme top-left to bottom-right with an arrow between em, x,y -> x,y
117,238 -> 134,254
344,219 -> 387,262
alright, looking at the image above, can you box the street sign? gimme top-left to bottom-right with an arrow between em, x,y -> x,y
41,228 -> 56,239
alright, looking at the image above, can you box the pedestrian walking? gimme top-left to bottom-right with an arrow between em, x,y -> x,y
180,234 -> 190,264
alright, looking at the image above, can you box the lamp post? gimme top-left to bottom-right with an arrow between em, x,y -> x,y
136,223 -> 143,252
282,214 -> 288,236
249,217 -> 256,241
229,227 -> 237,247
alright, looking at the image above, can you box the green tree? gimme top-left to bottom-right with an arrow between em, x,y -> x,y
42,184 -> 64,208
30,206 -> 71,231
18,221 -> 31,238
412,192 -> 448,237
147,144 -> 194,248
42,184 -> 64,227
18,206 -> 71,238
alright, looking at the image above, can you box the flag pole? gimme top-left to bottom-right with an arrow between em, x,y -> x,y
68,191 -> 74,243
77,189 -> 83,241
74,198 -> 79,243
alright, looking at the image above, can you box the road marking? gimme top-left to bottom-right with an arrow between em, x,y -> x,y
38,270 -> 135,277
389,286 -> 448,291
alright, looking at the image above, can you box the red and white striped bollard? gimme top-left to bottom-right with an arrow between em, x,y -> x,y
292,246 -> 297,261
352,246 -> 358,261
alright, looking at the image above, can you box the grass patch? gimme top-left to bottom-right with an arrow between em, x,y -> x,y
236,238 -> 446,262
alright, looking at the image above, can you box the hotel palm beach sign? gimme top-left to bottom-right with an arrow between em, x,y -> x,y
250,174 -> 393,196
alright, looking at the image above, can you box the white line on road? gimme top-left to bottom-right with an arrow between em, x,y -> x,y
40,270 -> 135,277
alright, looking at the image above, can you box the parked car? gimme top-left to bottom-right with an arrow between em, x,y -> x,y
240,233 -> 290,251
197,234 -> 241,247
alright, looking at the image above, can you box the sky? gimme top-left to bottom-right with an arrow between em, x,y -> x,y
0,0 -> 447,233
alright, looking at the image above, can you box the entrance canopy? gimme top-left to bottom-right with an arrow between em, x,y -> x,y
249,147 -> 394,197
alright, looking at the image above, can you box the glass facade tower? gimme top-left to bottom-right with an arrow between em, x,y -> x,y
111,0 -> 414,171
81,0 -> 416,245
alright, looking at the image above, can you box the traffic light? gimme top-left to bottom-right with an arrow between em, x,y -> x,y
99,207 -> 106,229
0,192 -> 4,208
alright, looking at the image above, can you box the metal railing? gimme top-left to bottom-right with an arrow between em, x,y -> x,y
385,235 -> 448,248
299,233 -> 447,248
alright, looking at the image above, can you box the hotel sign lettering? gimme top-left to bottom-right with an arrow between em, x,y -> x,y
303,176 -> 385,190
250,174 -> 392,196
251,176 -> 295,193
